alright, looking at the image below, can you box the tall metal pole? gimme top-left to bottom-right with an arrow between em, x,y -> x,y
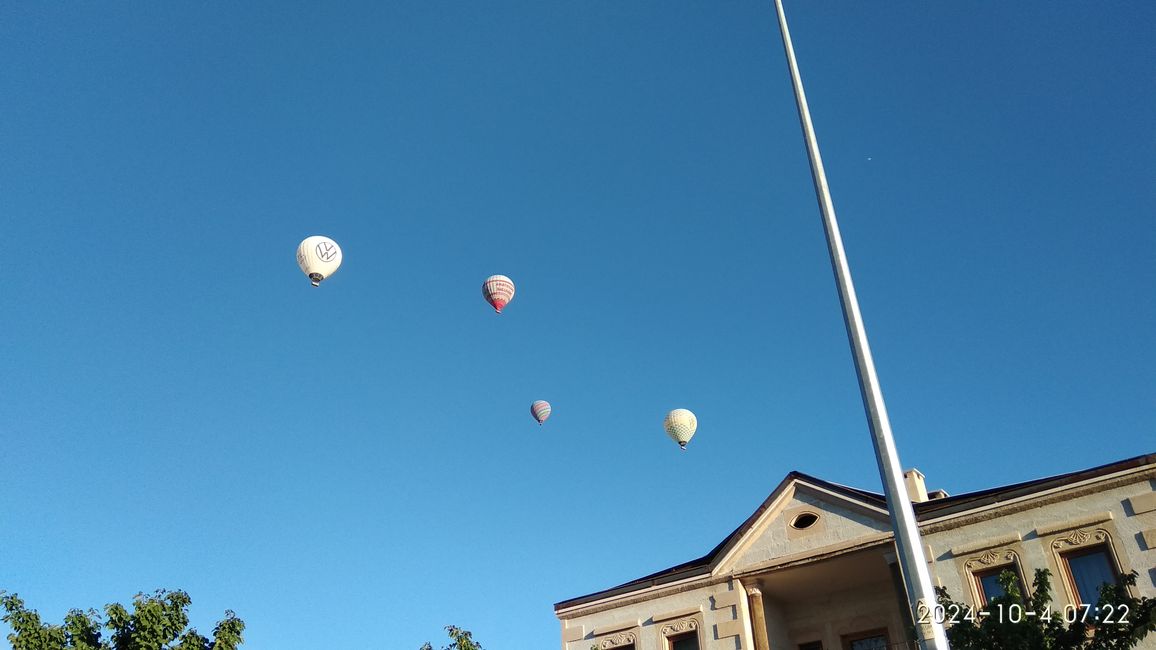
771,2 -> 949,648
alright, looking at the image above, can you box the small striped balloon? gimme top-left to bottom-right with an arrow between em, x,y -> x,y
663,409 -> 698,450
530,400 -> 552,425
482,275 -> 516,314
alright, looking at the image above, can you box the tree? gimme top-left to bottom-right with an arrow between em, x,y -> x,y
935,568 -> 1155,650
1,590 -> 243,650
419,626 -> 482,650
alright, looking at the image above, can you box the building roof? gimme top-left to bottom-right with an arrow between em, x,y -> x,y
554,452 -> 1155,612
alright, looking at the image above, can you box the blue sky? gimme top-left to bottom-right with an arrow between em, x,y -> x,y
2,1 -> 1153,648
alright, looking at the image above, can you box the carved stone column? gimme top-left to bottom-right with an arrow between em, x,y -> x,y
746,586 -> 771,650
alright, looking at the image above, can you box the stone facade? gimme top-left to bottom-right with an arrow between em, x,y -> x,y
555,454 -> 1156,650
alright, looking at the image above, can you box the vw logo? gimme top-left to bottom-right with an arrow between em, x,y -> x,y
316,242 -> 338,262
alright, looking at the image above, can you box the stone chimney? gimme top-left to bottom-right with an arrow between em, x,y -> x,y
904,468 -> 929,503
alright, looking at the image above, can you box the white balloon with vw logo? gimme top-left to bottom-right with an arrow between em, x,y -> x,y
297,235 -> 343,287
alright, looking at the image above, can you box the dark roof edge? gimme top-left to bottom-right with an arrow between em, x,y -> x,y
913,452 -> 1156,519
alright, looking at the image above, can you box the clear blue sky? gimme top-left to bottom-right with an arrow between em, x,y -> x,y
2,1 -> 1153,648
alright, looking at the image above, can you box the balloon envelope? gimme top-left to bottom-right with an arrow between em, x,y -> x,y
297,236 -> 342,286
482,275 -> 515,313
663,408 -> 698,450
530,400 -> 552,425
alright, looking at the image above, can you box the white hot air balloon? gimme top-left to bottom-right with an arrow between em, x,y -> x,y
297,236 -> 343,287
663,408 -> 698,450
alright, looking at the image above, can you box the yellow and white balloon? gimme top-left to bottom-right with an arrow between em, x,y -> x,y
664,408 -> 698,450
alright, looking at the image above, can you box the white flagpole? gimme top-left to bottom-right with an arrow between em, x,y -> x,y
770,2 -> 950,648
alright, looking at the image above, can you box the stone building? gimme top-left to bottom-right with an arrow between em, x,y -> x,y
554,453 -> 1156,650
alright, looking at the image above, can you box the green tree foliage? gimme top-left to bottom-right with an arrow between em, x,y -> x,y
1,590 -> 243,650
935,568 -> 1155,650
419,626 -> 482,650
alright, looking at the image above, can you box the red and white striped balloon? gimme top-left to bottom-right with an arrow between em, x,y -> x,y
482,275 -> 515,313
530,400 -> 552,425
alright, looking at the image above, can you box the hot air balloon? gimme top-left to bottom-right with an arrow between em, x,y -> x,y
482,275 -> 515,313
530,400 -> 552,425
297,236 -> 343,287
664,408 -> 697,450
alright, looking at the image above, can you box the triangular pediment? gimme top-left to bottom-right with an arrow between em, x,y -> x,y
713,477 -> 892,575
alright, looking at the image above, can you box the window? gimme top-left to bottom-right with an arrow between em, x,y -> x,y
790,512 -> 820,529
1062,545 -> 1118,605
842,629 -> 888,650
667,632 -> 698,650
974,564 -> 1026,605
799,642 -> 823,650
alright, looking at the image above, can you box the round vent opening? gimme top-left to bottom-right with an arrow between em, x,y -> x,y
790,512 -> 819,530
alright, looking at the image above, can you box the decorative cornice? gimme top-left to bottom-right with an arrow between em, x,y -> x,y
599,632 -> 636,649
1050,528 -> 1108,551
660,618 -> 699,637
963,549 -> 1018,572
